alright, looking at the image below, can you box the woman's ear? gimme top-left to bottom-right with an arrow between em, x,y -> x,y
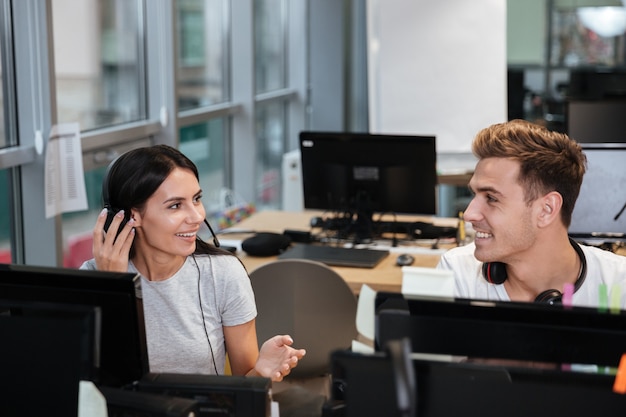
130,208 -> 142,227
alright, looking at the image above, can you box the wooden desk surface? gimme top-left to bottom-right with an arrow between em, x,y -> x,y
227,210 -> 626,295
226,210 -> 453,295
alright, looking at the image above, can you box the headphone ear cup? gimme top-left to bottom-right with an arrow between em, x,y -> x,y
534,289 -> 562,305
104,209 -> 116,232
482,262 -> 508,285
101,158 -> 123,234
102,164 -> 112,209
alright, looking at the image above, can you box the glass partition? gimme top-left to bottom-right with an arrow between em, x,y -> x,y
52,0 -> 146,131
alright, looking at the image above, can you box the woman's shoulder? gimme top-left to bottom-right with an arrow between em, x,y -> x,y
79,258 -> 97,270
192,252 -> 245,270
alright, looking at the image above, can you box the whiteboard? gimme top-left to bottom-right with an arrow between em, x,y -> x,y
367,0 -> 508,153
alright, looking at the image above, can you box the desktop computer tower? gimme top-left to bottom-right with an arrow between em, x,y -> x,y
281,149 -> 304,211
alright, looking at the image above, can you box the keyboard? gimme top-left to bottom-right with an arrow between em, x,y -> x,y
277,244 -> 389,268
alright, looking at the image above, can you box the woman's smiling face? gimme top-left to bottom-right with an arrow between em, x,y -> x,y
132,167 -> 206,259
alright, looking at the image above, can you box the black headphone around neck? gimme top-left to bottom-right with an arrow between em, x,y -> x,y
101,159 -> 221,247
481,237 -> 587,305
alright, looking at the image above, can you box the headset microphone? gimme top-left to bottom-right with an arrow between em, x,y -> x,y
203,219 -> 220,247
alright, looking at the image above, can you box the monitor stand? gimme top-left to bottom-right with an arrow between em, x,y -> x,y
351,209 -> 375,243
308,209 -> 376,243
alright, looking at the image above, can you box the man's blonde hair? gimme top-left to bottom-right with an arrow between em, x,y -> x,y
472,119 -> 587,226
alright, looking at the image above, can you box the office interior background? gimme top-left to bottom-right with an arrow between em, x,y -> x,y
1,0 -> 625,267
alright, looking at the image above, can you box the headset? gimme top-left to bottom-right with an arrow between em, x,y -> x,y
101,158 -> 221,247
481,237 -> 587,305
101,159 -> 130,237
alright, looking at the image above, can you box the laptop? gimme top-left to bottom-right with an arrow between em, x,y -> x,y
278,244 -> 389,268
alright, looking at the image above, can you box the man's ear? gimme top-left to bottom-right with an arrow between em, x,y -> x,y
538,191 -> 562,227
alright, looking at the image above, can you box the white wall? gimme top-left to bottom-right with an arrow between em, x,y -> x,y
52,0 -> 100,77
366,0 -> 508,153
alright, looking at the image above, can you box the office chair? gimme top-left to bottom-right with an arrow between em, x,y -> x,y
249,259 -> 358,379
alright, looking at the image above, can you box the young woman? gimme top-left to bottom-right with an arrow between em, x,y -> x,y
81,144 -> 305,381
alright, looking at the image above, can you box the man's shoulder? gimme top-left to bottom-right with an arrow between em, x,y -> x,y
580,244 -> 626,264
580,244 -> 626,286
441,243 -> 477,259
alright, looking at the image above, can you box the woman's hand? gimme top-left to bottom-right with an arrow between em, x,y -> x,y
255,335 -> 306,382
92,208 -> 135,272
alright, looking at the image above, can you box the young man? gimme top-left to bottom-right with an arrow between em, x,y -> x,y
437,119 -> 626,308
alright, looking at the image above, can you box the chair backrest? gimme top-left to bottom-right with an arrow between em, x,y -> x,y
249,259 -> 358,378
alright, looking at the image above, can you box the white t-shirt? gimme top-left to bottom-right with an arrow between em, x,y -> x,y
81,254 -> 257,375
436,242 -> 626,308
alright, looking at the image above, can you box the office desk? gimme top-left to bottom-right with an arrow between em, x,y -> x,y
224,210 -> 455,295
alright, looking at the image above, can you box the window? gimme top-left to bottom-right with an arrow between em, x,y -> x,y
53,0 -> 146,131
0,169 -> 11,262
177,0 -> 229,110
3,0 -> 310,267
551,6 -> 626,68
0,0 -> 17,263
179,119 -> 227,199
255,0 -> 287,93
255,101 -> 286,209
176,0 -> 231,218
254,0 -> 288,210
0,51 -> 6,149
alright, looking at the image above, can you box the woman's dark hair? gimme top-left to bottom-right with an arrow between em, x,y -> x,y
103,144 -> 233,258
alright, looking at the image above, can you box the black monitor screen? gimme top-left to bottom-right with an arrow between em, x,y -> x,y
299,131 -> 437,218
327,349 -> 626,417
567,100 -> 626,144
0,263 -> 149,388
569,144 -> 626,241
0,299 -> 100,416
375,292 -> 626,367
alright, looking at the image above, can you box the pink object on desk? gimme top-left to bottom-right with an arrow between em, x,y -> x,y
562,283 -> 574,307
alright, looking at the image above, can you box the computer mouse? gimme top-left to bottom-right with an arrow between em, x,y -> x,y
396,253 -> 415,266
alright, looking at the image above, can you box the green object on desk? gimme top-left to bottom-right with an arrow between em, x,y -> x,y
598,283 -> 608,313
610,284 -> 622,314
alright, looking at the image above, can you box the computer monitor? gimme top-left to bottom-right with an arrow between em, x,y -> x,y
569,144 -> 626,242
0,263 -> 149,388
325,348 -> 626,417
99,386 -> 201,417
567,100 -> 626,144
137,372 -> 272,417
299,131 -> 437,239
375,292 -> 626,367
0,299 -> 100,417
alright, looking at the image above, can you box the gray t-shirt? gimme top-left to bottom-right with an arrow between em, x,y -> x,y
81,254 -> 257,375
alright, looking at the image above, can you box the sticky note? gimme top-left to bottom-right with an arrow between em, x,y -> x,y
598,283 -> 608,313
612,353 -> 626,394
610,285 -> 622,314
562,283 -> 574,307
